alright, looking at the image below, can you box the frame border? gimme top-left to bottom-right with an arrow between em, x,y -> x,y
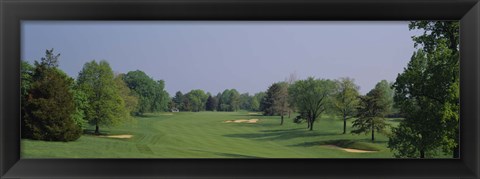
1,0 -> 479,178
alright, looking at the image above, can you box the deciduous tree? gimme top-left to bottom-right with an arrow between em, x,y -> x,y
289,77 -> 335,131
333,77 -> 360,134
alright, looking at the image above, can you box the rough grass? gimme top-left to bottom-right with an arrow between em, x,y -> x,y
22,111 -> 406,158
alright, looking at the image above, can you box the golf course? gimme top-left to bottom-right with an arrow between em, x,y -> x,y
21,21 -> 459,159
22,111 -> 401,158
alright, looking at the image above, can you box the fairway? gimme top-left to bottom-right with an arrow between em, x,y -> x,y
22,111 -> 400,158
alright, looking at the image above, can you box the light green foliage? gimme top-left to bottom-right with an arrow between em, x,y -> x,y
351,88 -> 388,141
71,89 -> 89,129
185,89 -> 208,112
218,89 -> 240,111
374,80 -> 394,115
21,61 -> 34,97
289,77 -> 336,131
114,74 -> 139,115
76,60 -> 129,134
333,77 -> 360,134
250,92 -> 266,112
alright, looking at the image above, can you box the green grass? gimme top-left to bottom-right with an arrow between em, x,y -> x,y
22,111 -> 403,158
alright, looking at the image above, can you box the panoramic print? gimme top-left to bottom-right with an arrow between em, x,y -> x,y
20,21 -> 459,158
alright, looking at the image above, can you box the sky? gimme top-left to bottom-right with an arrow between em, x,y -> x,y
21,21 -> 422,96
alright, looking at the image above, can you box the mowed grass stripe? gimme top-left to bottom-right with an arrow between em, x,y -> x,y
22,111 -> 400,158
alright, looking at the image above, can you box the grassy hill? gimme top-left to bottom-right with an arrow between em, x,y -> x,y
21,111 -> 402,158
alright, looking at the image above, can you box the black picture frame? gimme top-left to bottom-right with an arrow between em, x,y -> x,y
1,0 -> 479,178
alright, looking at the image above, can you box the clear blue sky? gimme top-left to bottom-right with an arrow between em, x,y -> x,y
21,21 -> 421,96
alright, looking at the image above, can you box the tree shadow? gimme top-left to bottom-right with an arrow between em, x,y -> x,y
189,149 -> 263,158
288,139 -> 381,151
223,129 -> 338,141
213,152 -> 263,158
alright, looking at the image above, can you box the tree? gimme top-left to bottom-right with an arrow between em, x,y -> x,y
173,91 -> 185,111
289,77 -> 335,131
71,88 -> 89,129
114,74 -> 139,115
260,82 -> 289,118
22,50 -> 82,141
374,80 -> 394,115
388,21 -> 459,158
333,77 -> 360,134
123,70 -> 168,114
206,95 -> 218,111
351,88 -> 388,141
239,93 -> 253,111
273,82 -> 290,125
389,47 -> 456,158
285,72 -> 298,118
251,92 -> 266,111
185,89 -> 208,112
218,89 -> 240,111
77,60 -> 129,134
152,80 -> 170,112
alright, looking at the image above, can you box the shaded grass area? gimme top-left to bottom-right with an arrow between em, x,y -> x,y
290,139 -> 381,151
22,111 -> 406,158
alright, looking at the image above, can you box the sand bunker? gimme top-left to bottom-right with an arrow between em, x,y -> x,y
322,145 -> 377,153
224,119 -> 259,123
99,134 -> 133,139
247,112 -> 259,115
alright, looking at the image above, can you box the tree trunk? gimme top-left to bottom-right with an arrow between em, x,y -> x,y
280,114 -> 284,125
95,124 -> 99,135
307,118 -> 311,129
371,120 -> 375,141
343,113 -> 347,134
288,111 -> 291,118
309,120 -> 314,131
420,150 -> 425,158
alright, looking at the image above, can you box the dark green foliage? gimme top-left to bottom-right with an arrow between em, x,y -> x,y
122,70 -> 169,114
351,88 -> 388,141
389,21 -> 459,158
260,83 -> 288,116
206,95 -> 218,111
173,91 -> 185,111
22,50 -> 81,141
289,77 -> 336,131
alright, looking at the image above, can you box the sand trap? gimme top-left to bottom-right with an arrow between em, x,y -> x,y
248,112 -> 259,115
99,134 -> 133,139
224,119 -> 259,123
322,145 -> 377,153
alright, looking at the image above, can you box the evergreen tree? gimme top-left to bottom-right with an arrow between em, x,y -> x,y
22,50 -> 81,141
